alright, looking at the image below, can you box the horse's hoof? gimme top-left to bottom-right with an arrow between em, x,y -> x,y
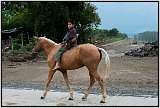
40,96 -> 45,99
100,100 -> 105,103
82,97 -> 85,99
68,98 -> 73,100
82,97 -> 87,101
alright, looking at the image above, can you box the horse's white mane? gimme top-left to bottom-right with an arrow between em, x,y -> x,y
40,37 -> 58,45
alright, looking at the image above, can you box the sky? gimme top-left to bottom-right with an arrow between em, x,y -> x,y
91,2 -> 158,37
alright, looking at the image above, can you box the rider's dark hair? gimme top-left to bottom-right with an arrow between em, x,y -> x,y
68,19 -> 75,25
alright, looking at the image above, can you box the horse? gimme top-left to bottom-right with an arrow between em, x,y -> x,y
32,36 -> 110,103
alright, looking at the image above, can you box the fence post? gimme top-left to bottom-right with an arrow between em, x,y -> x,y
9,36 -> 13,51
27,32 -> 29,43
21,33 -> 24,47
2,40 -> 5,62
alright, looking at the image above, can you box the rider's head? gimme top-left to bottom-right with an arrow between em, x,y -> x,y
68,19 -> 74,29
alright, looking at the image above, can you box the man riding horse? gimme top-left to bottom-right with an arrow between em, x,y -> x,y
53,19 -> 78,70
32,20 -> 110,103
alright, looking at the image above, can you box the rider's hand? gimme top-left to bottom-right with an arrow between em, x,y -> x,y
62,41 -> 66,44
60,41 -> 66,46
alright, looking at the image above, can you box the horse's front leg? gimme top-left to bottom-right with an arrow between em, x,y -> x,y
62,71 -> 74,100
41,68 -> 56,99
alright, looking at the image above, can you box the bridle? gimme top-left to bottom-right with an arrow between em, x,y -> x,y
32,37 -> 53,54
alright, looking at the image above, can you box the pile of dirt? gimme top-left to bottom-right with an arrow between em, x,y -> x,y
124,41 -> 158,57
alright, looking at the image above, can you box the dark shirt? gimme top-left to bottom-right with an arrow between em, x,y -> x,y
62,28 -> 77,48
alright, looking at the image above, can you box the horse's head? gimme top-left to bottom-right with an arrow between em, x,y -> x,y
31,36 -> 43,57
31,36 -> 58,57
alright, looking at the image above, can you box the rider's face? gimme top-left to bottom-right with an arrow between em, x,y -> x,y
68,22 -> 74,29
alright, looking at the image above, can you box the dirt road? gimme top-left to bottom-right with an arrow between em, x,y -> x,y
2,38 -> 158,98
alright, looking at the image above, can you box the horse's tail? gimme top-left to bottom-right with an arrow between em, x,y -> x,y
98,48 -> 110,80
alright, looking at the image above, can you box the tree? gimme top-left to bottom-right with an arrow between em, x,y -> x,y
2,2 -> 101,43
109,28 -> 119,37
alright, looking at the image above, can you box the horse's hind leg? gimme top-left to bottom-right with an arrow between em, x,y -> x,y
62,71 -> 74,100
91,71 -> 106,103
41,68 -> 55,99
82,72 -> 95,100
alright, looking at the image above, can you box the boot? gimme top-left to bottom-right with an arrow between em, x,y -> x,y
53,62 -> 60,70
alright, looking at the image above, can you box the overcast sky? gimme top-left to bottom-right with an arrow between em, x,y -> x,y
91,2 -> 158,37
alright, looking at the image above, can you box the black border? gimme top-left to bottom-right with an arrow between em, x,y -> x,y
1,0 -> 159,107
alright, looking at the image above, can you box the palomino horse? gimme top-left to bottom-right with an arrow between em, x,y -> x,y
32,37 -> 110,103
